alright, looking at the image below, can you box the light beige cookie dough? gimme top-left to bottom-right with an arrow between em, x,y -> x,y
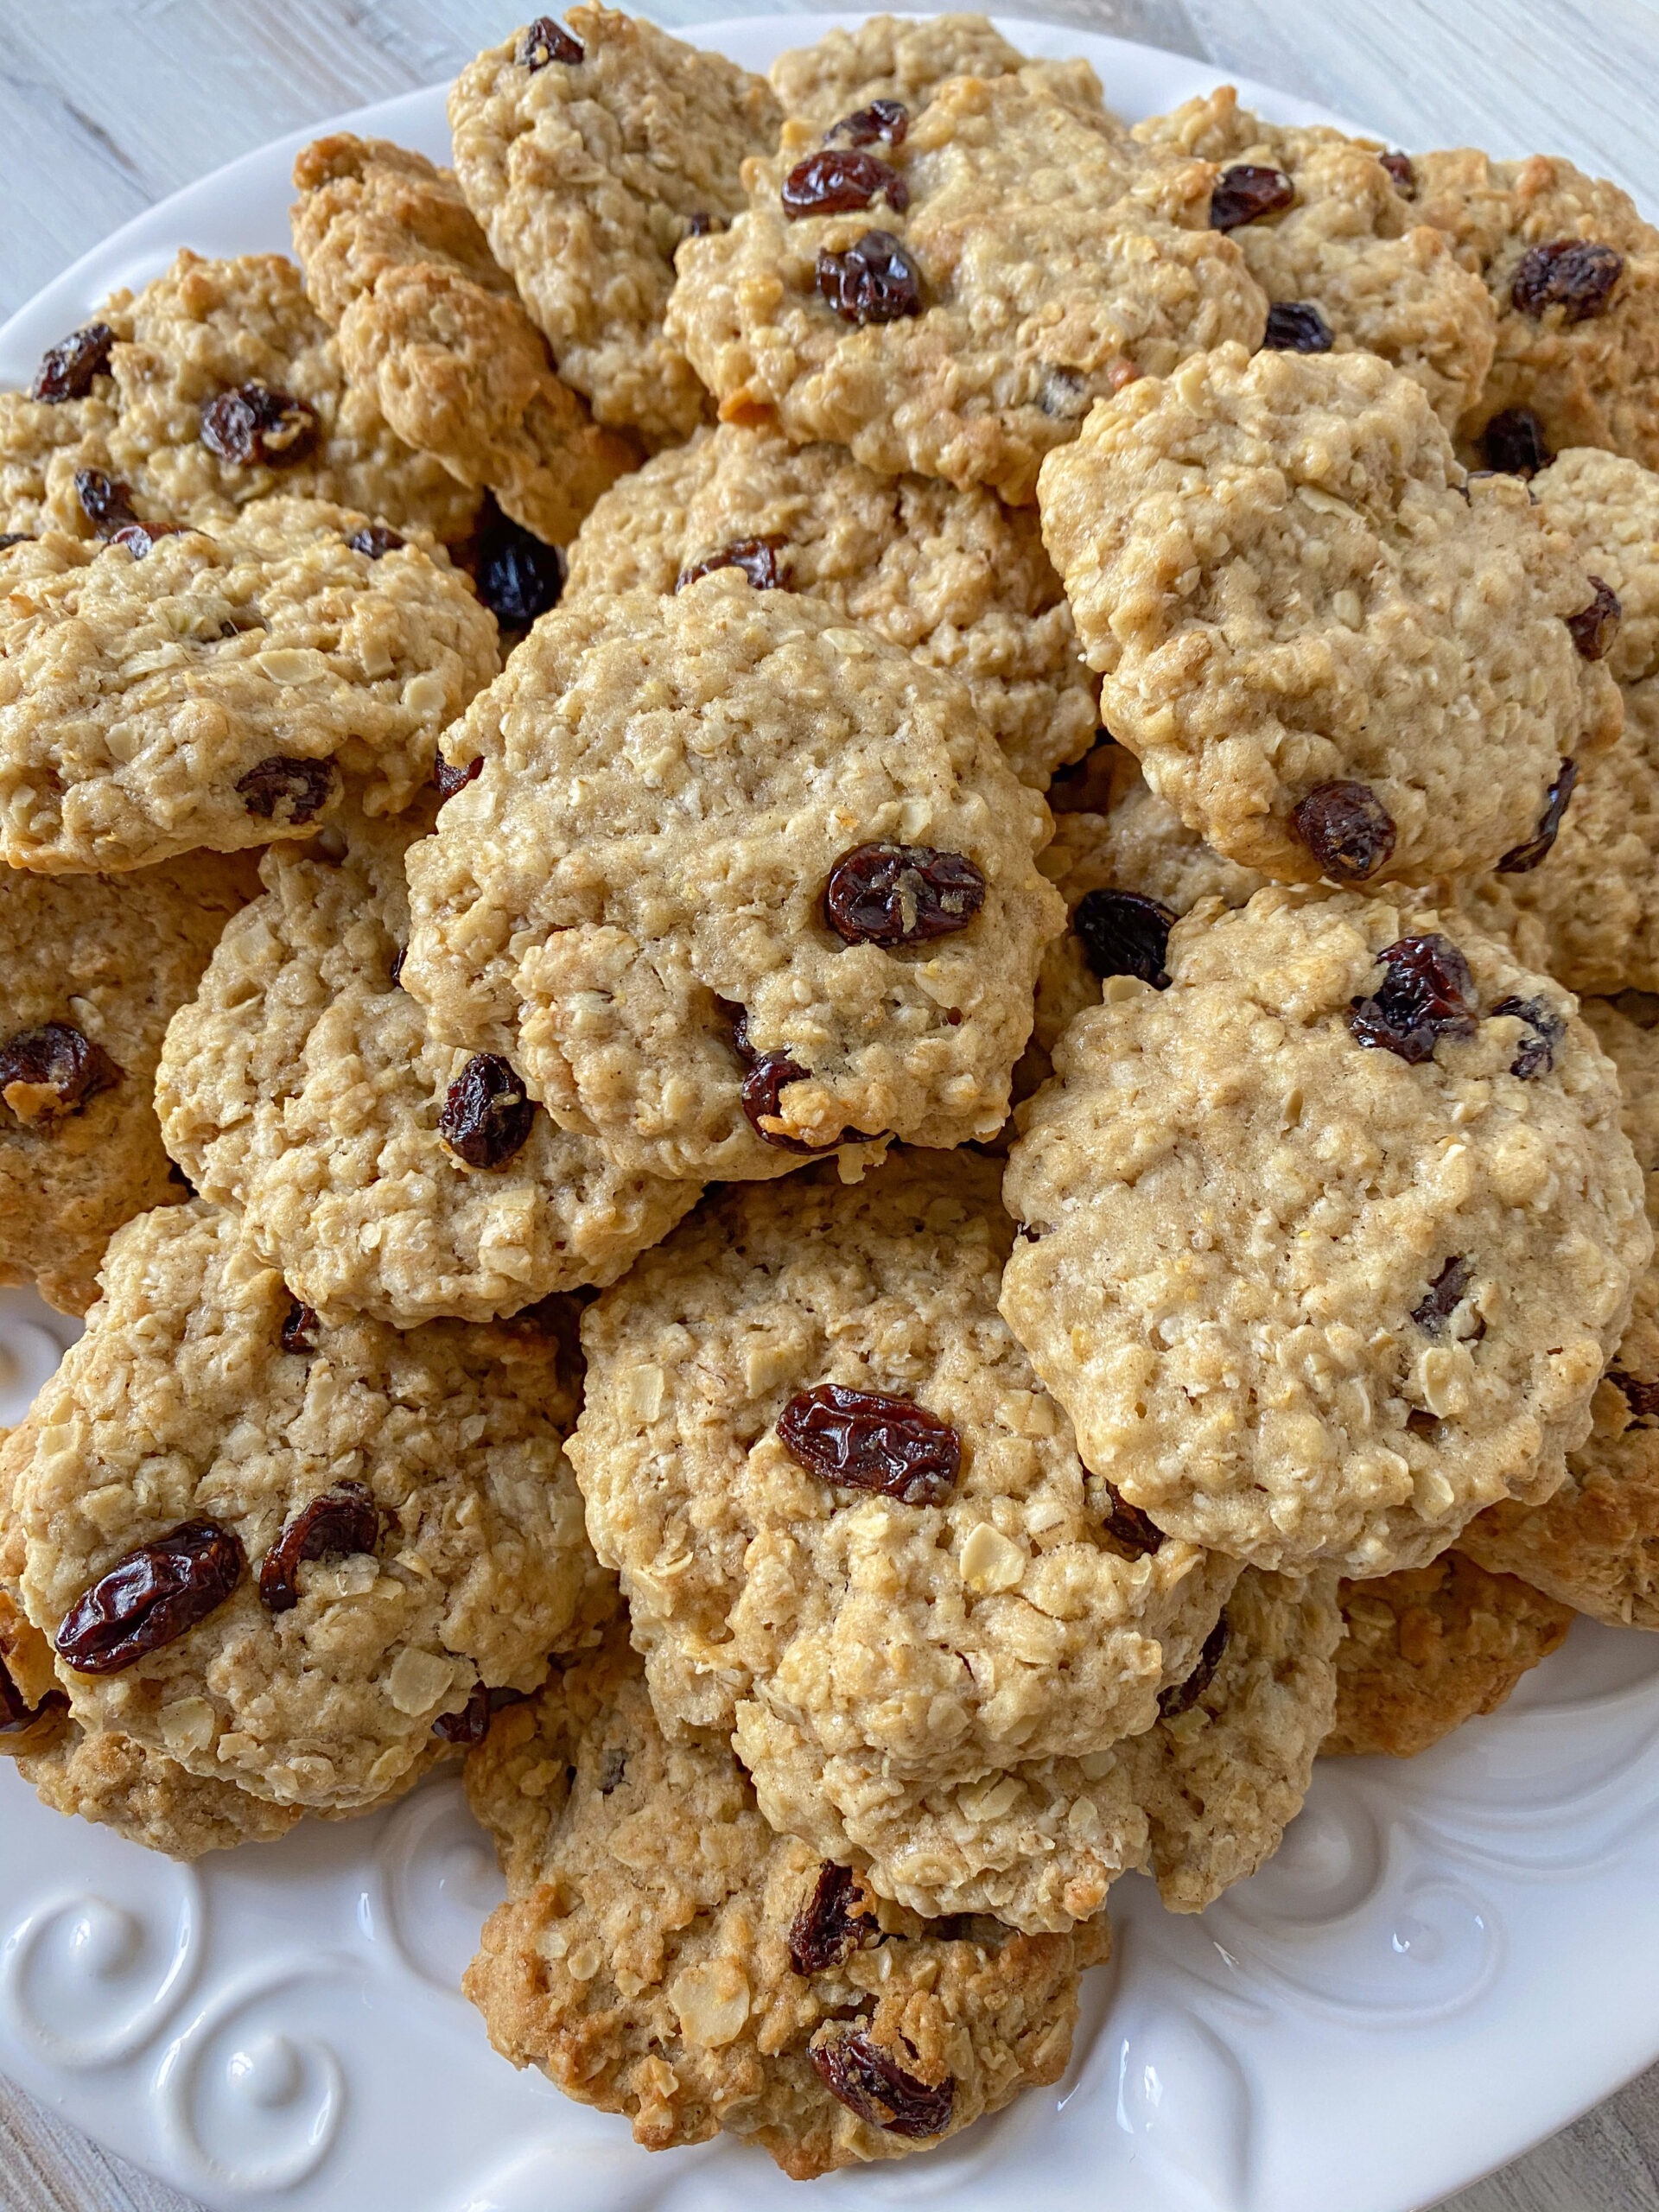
449,8 -> 781,443
1461,996 -> 1659,1626
768,13 -> 1110,130
291,133 -> 638,545
1037,343 -> 1623,884
561,421 -> 1097,785
0,852 -> 255,1313
401,573 -> 1063,1181
1001,886 -> 1650,1577
1325,1550 -> 1573,1758
1134,87 -> 1494,429
463,1619 -> 1111,2177
3,1199 -> 611,1811
1412,149 -> 1659,468
0,497 -> 498,873
669,69 -> 1266,505
159,809 -> 700,1327
0,250 -> 479,545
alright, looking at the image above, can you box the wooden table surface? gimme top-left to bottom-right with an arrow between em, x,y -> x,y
3,2 -> 1659,2206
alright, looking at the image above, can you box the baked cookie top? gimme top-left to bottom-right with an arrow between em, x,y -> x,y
0,497 -> 498,874
401,573 -> 1064,1179
1411,148 -> 1659,470
448,8 -> 781,442
4,1199 -> 610,1810
0,250 -> 479,545
561,420 -> 1097,785
462,1619 -> 1110,2177
1037,344 -> 1623,884
1325,1550 -> 1573,1758
1133,88 -> 1495,429
768,12 -> 1110,130
290,133 -> 637,546
737,1561 -> 1340,1929
1001,886 -> 1650,1577
1461,995 -> 1659,1628
668,69 -> 1266,505
0,852 -> 255,1315
158,809 -> 700,1327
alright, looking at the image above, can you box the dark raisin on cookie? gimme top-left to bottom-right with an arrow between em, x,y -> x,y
0,1654 -> 67,1742
235,755 -> 340,825
816,230 -> 923,324
1510,239 -> 1624,322
676,535 -> 789,592
433,1681 -> 529,1745
1491,994 -> 1567,1080
1071,888 -> 1174,988
30,321 -> 115,404
519,14 -> 583,67
683,212 -> 720,238
1496,757 -> 1578,874
824,842 -> 986,947
347,522 -> 405,559
1567,577 -> 1621,661
1479,406 -> 1554,477
54,1521 -> 246,1675
808,2025 -> 955,2139
258,1484 -> 381,1615
73,468 -> 140,538
1210,164 -> 1294,231
778,1382 -> 961,1506
108,520 -> 182,558
440,1052 -> 538,1168
0,1023 -> 122,1126
1348,933 -> 1478,1065
1097,1480 -> 1165,1558
1411,1255 -> 1473,1336
1262,301 -> 1334,353
200,383 -> 318,467
789,1862 -> 883,1975
475,495 -> 563,629
280,1299 -> 321,1355
1610,1370 -> 1659,1425
1291,781 -> 1397,882
783,148 -> 909,219
1380,150 -> 1415,195
1157,1612 -> 1230,1719
434,753 -> 485,804
830,99 -> 909,148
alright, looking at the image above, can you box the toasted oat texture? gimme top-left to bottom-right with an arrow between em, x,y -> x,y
571,1153 -> 1238,1925
291,134 -> 637,544
462,1621 -> 1111,2177
1461,997 -> 1659,1626
1134,89 -> 1494,429
669,70 -> 1266,505
5,1200 -> 609,1810
1037,344 -> 1623,883
562,422 -> 1096,785
0,853 -> 255,1313
449,9 -> 781,443
159,810 -> 699,1326
1001,886 -> 1650,1577
768,14 -> 1110,129
1325,1551 -> 1573,1758
401,574 -> 1063,1180
0,499 -> 497,873
1412,149 -> 1659,467
0,250 -> 479,544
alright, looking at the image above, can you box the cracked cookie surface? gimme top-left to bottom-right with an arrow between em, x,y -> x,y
401,572 -> 1064,1180
159,809 -> 700,1327
0,497 -> 497,873
1037,344 -> 1622,883
449,7 -> 781,442
1001,886 -> 1649,1576
561,421 -> 1097,785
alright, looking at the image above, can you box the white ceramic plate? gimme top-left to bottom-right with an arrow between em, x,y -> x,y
3,17 -> 1659,2212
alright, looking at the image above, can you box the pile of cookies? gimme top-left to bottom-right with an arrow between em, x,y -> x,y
3,7 -> 1658,2177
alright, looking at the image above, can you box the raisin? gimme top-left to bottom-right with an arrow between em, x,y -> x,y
520,14 -> 583,67
1567,576 -> 1621,660
1496,757 -> 1577,873
0,533 -> 33,551
55,1521 -> 245,1675
1412,1255 -> 1472,1336
1511,239 -> 1624,323
74,468 -> 139,537
783,148 -> 908,219
810,2025 -> 954,2138
1158,1613 -> 1230,1719
281,1299 -> 320,1354
433,1681 -> 529,1745
1610,1370 -> 1659,1424
830,99 -> 908,147
108,520 -> 180,558
676,535 -> 789,592
389,944 -> 408,988
0,1023 -> 121,1126
778,1382 -> 960,1506
200,383 -> 318,467
31,321 -> 115,404
258,1483 -> 380,1615
789,1862 -> 881,1974
683,212 -> 720,238
1380,150 -> 1415,195
1098,1481 -> 1164,1558
824,842 -> 986,947
816,230 -> 923,324
475,496 -> 563,628
737,1051 -> 857,1152
1480,406 -> 1553,477
1349,933 -> 1478,1065
1262,301 -> 1334,353
0,1654 -> 67,1743
434,753 -> 485,804
1292,781 -> 1396,883
236,755 -> 339,824
347,522 -> 404,559
441,1052 -> 537,1168
1071,888 -> 1174,988
1492,994 -> 1567,1080
1210,164 -> 1294,231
